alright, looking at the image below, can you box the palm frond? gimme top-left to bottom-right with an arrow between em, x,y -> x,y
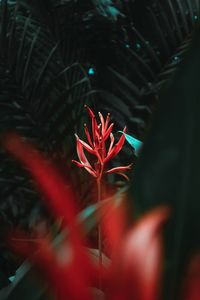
90,0 -> 199,139
0,0 -> 91,233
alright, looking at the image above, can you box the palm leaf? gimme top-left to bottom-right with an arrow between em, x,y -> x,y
90,0 -> 199,140
0,1 -> 91,234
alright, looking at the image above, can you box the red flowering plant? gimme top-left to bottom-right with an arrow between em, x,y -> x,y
72,105 -> 132,268
72,105 -> 132,182
2,134 -> 200,300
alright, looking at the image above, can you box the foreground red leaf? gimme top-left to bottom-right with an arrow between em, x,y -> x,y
3,133 -> 77,229
3,133 -> 96,300
120,207 -> 170,300
9,233 -> 93,300
182,254 -> 200,300
3,133 -> 198,300
102,206 -> 170,300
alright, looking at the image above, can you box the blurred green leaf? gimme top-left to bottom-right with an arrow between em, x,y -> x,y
132,26 -> 200,300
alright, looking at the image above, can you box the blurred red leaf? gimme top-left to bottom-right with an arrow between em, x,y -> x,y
182,254 -> 200,300
104,207 -> 170,300
9,232 -> 93,300
3,133 -> 77,229
3,133 -> 97,297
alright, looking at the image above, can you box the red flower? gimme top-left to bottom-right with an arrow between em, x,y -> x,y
72,106 -> 132,180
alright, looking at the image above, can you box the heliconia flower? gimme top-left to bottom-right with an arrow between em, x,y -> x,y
72,105 -> 132,180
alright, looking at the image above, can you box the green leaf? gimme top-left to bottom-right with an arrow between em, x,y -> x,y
118,131 -> 143,156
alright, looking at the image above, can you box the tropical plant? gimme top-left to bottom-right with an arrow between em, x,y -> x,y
0,133 -> 199,300
72,105 -> 132,181
0,0 -> 200,299
132,22 -> 200,300
0,0 -> 199,234
72,105 -> 132,272
0,0 -> 91,230
87,0 -> 200,138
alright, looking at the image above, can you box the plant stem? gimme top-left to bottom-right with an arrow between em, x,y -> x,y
97,178 -> 103,289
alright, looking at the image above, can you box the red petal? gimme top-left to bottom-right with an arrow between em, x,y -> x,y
72,160 -> 85,168
107,133 -> 115,155
94,149 -> 103,165
85,105 -> 95,119
84,124 -> 93,146
75,135 -> 98,176
104,113 -> 111,132
76,135 -> 89,164
106,164 -> 132,174
105,127 -> 126,163
72,160 -> 97,178
92,118 -> 99,144
85,105 -> 99,144
115,172 -> 130,181
98,112 -> 105,135
76,134 -> 95,155
104,123 -> 114,141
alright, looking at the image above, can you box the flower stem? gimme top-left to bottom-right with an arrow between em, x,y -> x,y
97,178 -> 103,290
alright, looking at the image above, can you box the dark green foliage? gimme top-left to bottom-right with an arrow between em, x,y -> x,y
0,0 -> 200,296
0,0 -> 91,282
0,263 -> 53,300
90,0 -> 199,139
0,0 -> 91,229
132,26 -> 200,300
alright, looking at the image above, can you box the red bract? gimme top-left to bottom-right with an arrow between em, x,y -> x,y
72,106 -> 132,180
